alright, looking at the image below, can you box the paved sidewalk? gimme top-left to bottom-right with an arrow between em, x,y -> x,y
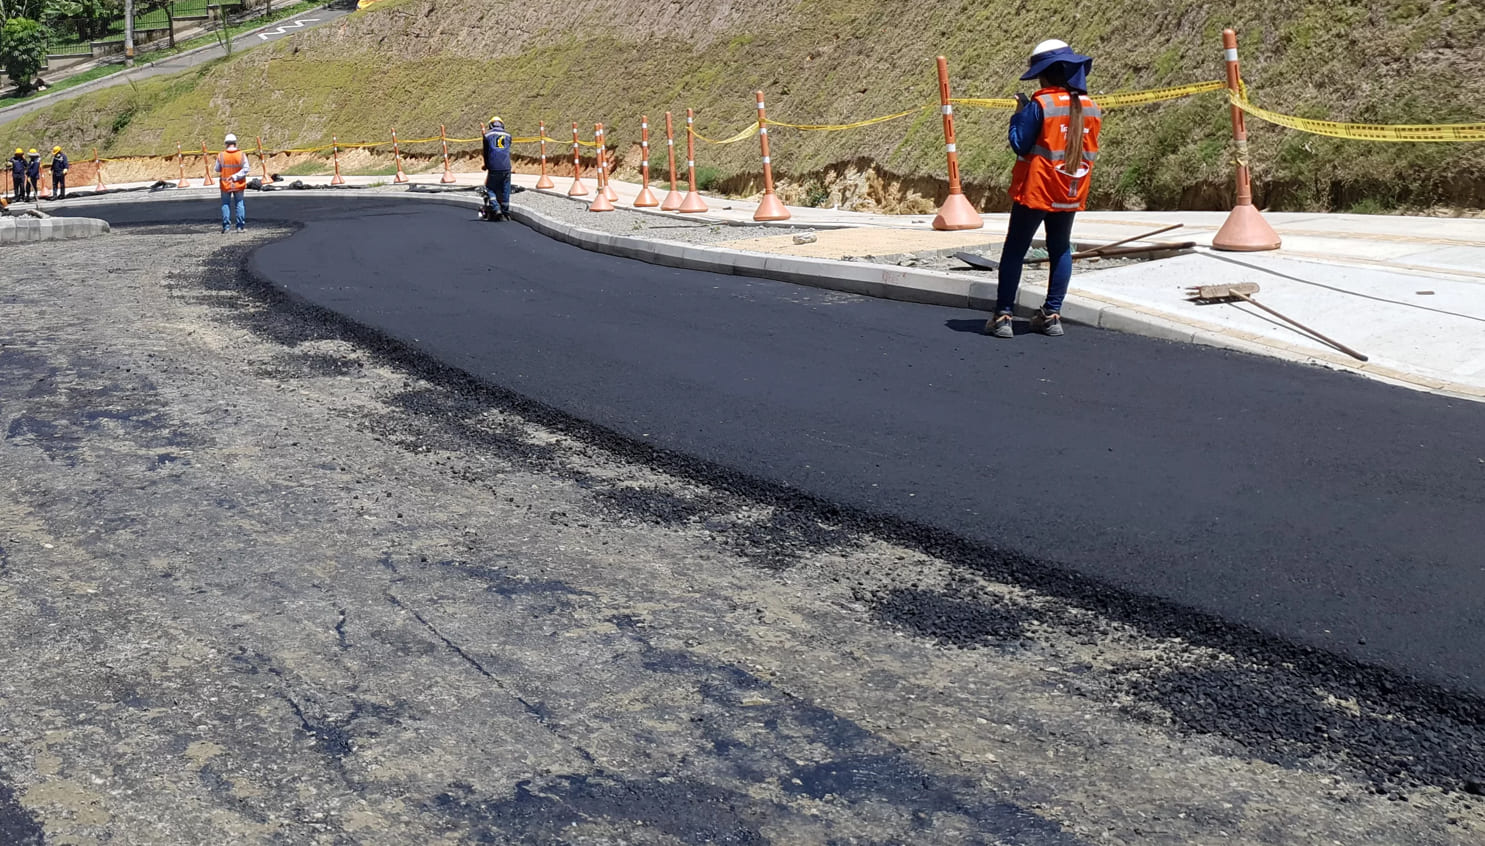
48,170 -> 1485,399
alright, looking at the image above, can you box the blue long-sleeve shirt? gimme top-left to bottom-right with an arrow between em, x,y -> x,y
1008,99 -> 1043,156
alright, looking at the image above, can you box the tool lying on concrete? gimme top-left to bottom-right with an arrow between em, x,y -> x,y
1026,222 -> 1185,264
1186,281 -> 1369,362
955,223 -> 1188,271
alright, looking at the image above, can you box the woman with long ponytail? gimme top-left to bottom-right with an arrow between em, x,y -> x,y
988,40 -> 1102,339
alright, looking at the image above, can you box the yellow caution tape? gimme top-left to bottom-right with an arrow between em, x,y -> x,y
946,96 -> 1019,110
766,105 -> 929,131
1230,89 -> 1485,142
688,122 -> 760,144
950,79 -> 1224,111
1097,80 -> 1224,108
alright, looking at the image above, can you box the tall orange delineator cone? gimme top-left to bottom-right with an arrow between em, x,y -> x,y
176,144 -> 190,188
330,136 -> 346,185
660,112 -> 683,211
256,136 -> 270,185
589,123 -> 616,212
931,56 -> 983,231
634,115 -> 659,207
567,123 -> 588,196
598,123 -> 619,202
535,121 -> 555,189
678,109 -> 709,213
94,148 -> 108,191
200,144 -> 216,189
391,129 -> 409,183
439,125 -> 457,184
752,91 -> 791,221
1212,29 -> 1280,252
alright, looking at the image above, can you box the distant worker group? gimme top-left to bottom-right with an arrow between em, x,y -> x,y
8,146 -> 68,203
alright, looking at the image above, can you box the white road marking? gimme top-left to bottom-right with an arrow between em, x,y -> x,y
257,18 -> 320,40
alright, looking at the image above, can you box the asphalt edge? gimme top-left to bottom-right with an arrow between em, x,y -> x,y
50,186 -> 1485,402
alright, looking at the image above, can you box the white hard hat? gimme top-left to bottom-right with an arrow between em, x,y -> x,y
1030,39 -> 1070,57
224,133 -> 238,145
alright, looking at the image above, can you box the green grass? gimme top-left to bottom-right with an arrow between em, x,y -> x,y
0,1 -> 320,110
5,0 -> 1483,211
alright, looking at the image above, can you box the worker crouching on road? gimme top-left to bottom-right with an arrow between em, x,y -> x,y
482,116 -> 513,221
988,40 -> 1102,339
50,146 -> 69,200
215,133 -> 251,232
10,149 -> 27,202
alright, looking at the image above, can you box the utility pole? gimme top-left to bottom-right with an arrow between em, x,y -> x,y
124,0 -> 135,67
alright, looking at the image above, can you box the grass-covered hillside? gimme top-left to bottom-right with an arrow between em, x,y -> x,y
4,0 -> 1483,211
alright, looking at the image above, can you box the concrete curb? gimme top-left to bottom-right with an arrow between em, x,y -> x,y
48,188 -> 1485,402
0,215 -> 109,243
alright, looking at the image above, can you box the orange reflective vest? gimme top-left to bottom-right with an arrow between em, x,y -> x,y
217,149 -> 249,191
1009,88 -> 1102,213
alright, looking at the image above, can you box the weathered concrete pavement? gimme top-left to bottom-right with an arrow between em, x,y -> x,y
3,218 -> 1484,844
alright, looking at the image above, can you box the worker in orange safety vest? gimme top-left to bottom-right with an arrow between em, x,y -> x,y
988,40 -> 1102,339
216,133 -> 251,233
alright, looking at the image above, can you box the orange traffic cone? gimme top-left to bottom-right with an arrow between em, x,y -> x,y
256,137 -> 270,185
634,115 -> 659,207
567,123 -> 589,197
200,144 -> 216,189
752,91 -> 790,221
930,56 -> 982,231
391,129 -> 409,183
330,136 -> 346,185
678,109 -> 708,213
589,123 -> 615,212
535,121 -> 555,189
439,125 -> 457,184
94,148 -> 109,191
660,112 -> 683,211
176,144 -> 190,188
1212,30 -> 1280,252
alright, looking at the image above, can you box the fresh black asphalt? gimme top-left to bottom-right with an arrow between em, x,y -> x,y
66,195 -> 1485,695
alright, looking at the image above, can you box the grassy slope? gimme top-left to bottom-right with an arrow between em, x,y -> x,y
3,0 -> 1482,210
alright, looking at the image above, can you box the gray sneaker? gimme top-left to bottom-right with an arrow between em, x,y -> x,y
986,313 -> 1015,339
1031,308 -> 1064,336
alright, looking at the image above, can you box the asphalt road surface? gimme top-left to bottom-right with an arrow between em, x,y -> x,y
68,195 -> 1485,695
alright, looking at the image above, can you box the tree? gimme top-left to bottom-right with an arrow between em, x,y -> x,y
48,0 -> 120,41
0,16 -> 48,93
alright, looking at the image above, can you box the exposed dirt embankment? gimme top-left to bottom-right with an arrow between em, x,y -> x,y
7,0 -> 1482,211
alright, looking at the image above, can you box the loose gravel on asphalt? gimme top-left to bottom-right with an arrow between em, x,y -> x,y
1,215 -> 1482,844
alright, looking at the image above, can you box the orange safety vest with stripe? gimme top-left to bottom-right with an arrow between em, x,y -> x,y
1009,88 -> 1102,213
216,149 -> 249,191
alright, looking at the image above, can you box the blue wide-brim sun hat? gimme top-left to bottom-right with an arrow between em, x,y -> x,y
1021,39 -> 1093,92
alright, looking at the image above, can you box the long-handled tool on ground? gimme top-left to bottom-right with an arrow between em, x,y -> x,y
1186,282 -> 1369,362
1026,222 -> 1185,264
956,223 -> 1188,271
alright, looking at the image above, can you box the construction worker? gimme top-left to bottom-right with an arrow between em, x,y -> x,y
215,133 -> 251,232
10,149 -> 26,202
481,115 -> 513,221
25,149 -> 42,200
988,40 -> 1102,339
49,146 -> 69,200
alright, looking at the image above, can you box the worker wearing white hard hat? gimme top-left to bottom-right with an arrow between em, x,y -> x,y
215,133 -> 251,232
987,39 -> 1102,339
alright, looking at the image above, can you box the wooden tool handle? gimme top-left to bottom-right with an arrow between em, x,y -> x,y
1234,293 -> 1369,362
